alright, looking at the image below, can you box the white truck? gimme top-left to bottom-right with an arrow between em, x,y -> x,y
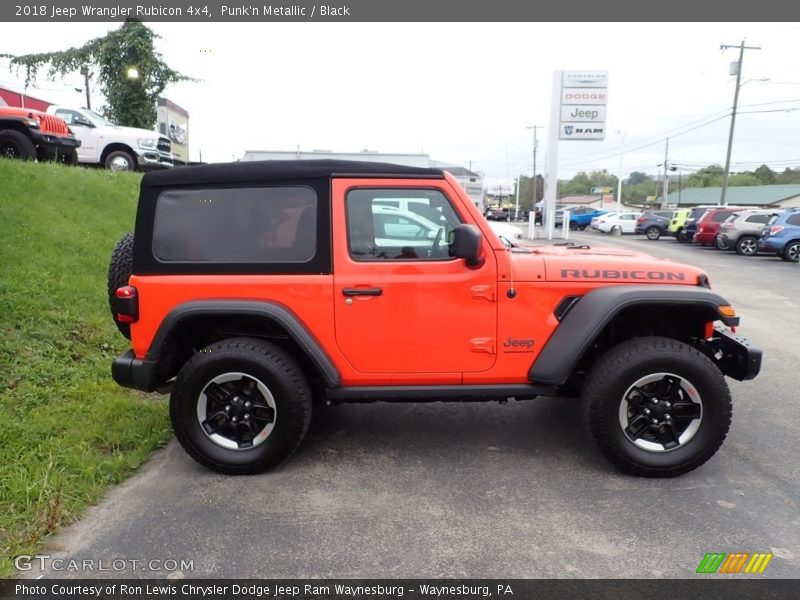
45,106 -> 173,171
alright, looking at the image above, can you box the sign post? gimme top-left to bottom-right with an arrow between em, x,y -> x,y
544,70 -> 609,239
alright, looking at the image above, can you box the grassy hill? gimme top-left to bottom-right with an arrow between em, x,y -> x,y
0,160 -> 171,578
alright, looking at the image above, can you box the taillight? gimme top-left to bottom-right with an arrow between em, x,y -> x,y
770,226 -> 784,235
636,217 -> 644,224
115,286 -> 139,323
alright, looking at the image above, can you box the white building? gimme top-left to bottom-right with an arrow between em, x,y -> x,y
241,149 -> 485,209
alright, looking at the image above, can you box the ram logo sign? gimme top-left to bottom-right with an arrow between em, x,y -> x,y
696,552 -> 773,574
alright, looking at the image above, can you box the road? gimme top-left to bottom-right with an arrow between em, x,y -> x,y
24,228 -> 800,579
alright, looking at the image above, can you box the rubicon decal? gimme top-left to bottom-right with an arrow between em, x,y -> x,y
560,269 -> 687,281
696,552 -> 773,574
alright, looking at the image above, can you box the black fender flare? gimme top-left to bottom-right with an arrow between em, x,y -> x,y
146,300 -> 341,387
528,285 -> 737,386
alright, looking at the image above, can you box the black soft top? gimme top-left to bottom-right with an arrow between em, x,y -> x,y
141,159 -> 444,188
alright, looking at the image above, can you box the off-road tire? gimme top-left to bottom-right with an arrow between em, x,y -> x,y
676,229 -> 692,243
170,338 -> 312,474
782,240 -> 800,262
645,226 -> 661,241
735,235 -> 759,256
104,149 -> 136,171
584,336 -> 732,477
107,233 -> 134,339
0,129 -> 36,160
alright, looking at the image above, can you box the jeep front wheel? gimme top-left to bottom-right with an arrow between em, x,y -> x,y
170,338 -> 312,474
0,129 -> 36,160
584,337 -> 731,477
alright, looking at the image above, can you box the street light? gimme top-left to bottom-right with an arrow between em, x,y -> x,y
615,129 -> 626,214
126,67 -> 139,80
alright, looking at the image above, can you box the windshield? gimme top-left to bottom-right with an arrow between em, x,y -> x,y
85,109 -> 116,127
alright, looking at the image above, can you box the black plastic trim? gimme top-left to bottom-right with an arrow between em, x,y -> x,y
326,384 -> 554,402
146,300 -> 341,387
711,328 -> 762,381
112,350 -> 159,392
529,285 -> 737,386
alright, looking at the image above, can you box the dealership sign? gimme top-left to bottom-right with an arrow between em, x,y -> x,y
559,70 -> 608,140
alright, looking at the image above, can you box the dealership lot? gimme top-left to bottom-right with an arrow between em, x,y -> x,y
26,228 -> 800,579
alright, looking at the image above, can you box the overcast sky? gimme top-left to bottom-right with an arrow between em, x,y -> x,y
2,22 -> 799,188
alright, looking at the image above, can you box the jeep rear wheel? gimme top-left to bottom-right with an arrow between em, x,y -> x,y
645,226 -> 661,241
584,337 -> 731,477
735,235 -> 759,256
107,233 -> 134,339
676,229 -> 692,243
170,338 -> 312,474
0,129 -> 36,160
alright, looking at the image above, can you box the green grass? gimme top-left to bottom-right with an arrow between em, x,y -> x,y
0,160 -> 171,578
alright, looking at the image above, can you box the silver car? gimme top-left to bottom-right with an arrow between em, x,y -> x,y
716,208 -> 783,255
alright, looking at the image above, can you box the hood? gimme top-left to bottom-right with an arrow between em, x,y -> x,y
505,243 -> 706,284
108,125 -> 163,139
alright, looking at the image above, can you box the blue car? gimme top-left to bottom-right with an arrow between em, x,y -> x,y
555,206 -> 607,230
758,208 -> 800,262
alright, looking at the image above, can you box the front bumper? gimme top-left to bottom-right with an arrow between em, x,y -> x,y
136,148 -> 173,170
708,328 -> 762,381
31,131 -> 80,158
112,350 -> 159,392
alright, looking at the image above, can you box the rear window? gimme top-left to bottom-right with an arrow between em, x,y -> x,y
711,211 -> 736,222
152,186 -> 317,263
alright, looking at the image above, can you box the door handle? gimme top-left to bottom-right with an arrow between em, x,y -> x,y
342,287 -> 383,297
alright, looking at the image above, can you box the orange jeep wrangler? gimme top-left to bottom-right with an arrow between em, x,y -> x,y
109,160 -> 761,477
0,105 -> 80,162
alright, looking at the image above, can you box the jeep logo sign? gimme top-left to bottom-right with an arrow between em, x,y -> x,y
560,105 -> 607,122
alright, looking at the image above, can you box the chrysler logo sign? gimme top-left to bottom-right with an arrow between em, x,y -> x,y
562,70 -> 608,88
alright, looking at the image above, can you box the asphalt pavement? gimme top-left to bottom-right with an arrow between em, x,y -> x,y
23,227 -> 800,579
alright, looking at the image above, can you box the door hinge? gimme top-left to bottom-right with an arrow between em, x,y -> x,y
470,337 -> 496,354
470,284 -> 496,302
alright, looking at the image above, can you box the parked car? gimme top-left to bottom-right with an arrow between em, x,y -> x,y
596,211 -> 641,234
534,202 -> 566,224
716,209 -> 780,255
590,211 -> 620,230
554,206 -> 607,230
485,206 -> 512,221
668,208 -> 691,238
694,207 -> 743,246
676,206 -> 715,243
45,105 -> 173,171
758,208 -> 800,262
634,210 -> 674,240
487,220 -> 524,246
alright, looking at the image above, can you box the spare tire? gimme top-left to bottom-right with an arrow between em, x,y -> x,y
108,233 -> 134,339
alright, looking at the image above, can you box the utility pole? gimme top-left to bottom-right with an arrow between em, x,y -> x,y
661,138 -> 670,210
526,125 -> 543,210
720,40 -> 761,206
80,66 -> 92,109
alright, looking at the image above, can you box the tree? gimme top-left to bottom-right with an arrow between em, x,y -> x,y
685,164 -> 725,188
753,164 -> 777,184
4,20 -> 191,129
627,171 -> 650,185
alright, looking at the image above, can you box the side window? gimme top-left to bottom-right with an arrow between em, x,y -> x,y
746,214 -> 771,224
786,214 -> 800,226
346,188 -> 462,261
152,186 -> 316,263
55,109 -> 79,125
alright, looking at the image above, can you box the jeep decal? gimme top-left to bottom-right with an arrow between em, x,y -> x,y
502,337 -> 535,353
560,269 -> 686,281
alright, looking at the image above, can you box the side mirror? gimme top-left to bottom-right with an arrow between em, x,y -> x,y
73,115 -> 95,128
453,224 -> 484,268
